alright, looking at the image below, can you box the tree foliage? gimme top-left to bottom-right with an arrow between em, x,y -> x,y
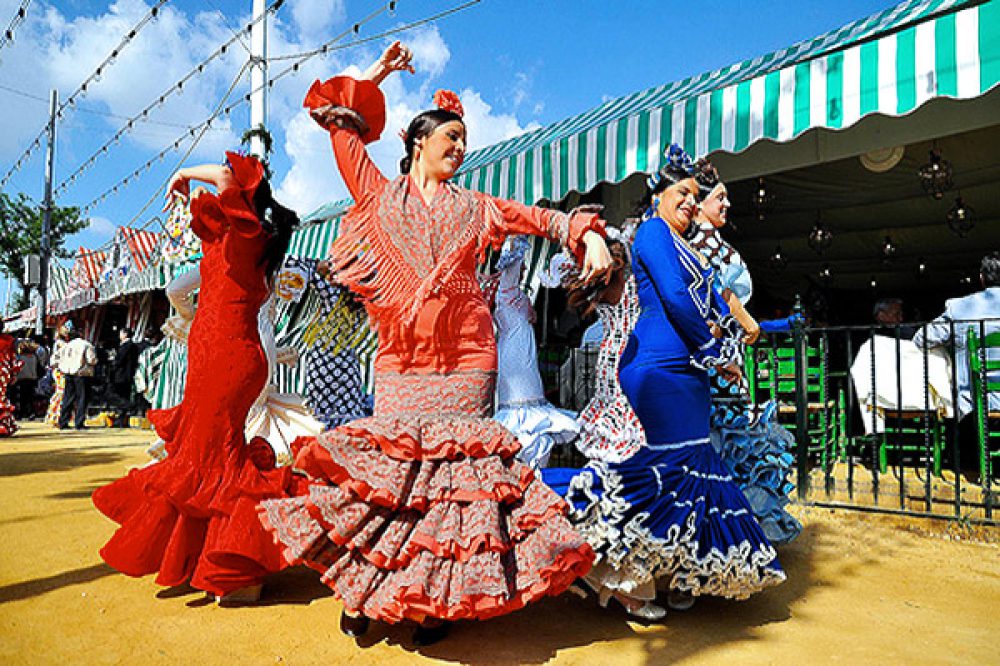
0,192 -> 87,310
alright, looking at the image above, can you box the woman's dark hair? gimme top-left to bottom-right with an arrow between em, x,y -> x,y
399,109 -> 464,174
693,157 -> 721,198
981,251 -> 1000,287
630,161 -> 698,220
563,239 -> 629,319
254,178 -> 299,280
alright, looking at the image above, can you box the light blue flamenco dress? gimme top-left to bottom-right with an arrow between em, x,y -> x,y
543,218 -> 784,602
492,237 -> 580,468
689,222 -> 802,545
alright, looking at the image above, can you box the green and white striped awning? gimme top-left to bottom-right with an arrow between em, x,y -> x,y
454,0 -> 1000,204
286,198 -> 351,259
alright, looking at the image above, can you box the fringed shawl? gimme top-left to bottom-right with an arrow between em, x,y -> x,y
328,175 -> 502,325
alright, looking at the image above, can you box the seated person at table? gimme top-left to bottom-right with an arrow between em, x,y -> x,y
913,252 -> 1000,420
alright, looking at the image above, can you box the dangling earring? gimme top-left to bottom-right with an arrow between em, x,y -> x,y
652,196 -> 660,212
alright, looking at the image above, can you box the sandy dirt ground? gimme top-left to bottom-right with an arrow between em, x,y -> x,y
1,421 -> 997,665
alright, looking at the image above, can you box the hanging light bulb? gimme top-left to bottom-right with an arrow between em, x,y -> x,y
946,196 -> 975,237
915,257 -> 929,280
869,275 -> 878,290
881,235 -> 897,265
808,215 -> 834,254
751,176 -> 775,222
917,147 -> 954,200
818,263 -> 833,284
769,245 -> 788,272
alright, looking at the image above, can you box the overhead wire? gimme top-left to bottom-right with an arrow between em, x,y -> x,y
0,0 -> 169,188
54,0 -> 285,198
77,0 -> 483,248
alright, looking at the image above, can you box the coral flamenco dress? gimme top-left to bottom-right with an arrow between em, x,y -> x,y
93,153 -> 292,596
258,76 -> 598,624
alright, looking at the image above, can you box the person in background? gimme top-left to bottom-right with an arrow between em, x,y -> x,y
45,324 -> 72,427
109,328 -> 139,427
872,298 -> 918,338
14,339 -> 40,419
914,252 -> 1000,421
54,326 -> 97,430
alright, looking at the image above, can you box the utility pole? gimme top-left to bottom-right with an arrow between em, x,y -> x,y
249,0 -> 268,157
37,89 -> 56,336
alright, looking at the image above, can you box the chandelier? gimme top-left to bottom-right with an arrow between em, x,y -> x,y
917,148 -> 954,200
946,196 -> 975,237
751,177 -> 775,221
880,236 -> 897,265
769,245 -> 788,272
808,216 -> 834,254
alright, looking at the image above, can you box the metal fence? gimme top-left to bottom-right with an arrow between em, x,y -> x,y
540,317 -> 1000,526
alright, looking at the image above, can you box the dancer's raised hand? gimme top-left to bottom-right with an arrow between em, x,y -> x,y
362,40 -> 414,85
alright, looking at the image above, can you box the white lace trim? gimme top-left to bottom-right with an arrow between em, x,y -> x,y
681,465 -> 733,482
566,461 -> 785,600
645,436 -> 711,451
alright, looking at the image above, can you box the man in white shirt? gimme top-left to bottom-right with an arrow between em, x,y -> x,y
52,327 -> 98,429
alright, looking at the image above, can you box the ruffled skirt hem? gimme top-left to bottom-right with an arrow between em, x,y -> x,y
258,413 -> 595,623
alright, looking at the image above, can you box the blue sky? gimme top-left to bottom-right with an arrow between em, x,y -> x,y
0,0 -> 901,313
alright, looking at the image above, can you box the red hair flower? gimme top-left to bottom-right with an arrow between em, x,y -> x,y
433,89 -> 464,118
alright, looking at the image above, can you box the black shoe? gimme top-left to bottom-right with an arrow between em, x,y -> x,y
412,620 -> 450,646
340,611 -> 369,637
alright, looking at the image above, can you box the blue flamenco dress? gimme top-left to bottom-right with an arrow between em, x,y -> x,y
543,218 -> 784,601
689,222 -> 802,545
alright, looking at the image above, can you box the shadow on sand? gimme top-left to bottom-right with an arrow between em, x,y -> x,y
0,449 -> 126,478
0,563 -> 116,605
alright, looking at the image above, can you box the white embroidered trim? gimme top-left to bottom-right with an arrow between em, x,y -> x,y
565,460 -> 785,600
645,436 -> 711,451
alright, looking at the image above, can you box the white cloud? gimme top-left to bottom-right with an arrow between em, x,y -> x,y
407,26 -> 450,79
288,0 -> 346,44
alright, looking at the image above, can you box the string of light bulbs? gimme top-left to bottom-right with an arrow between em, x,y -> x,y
0,0 -> 31,52
79,0 -> 483,243
0,0 -> 169,188
54,0 -> 286,199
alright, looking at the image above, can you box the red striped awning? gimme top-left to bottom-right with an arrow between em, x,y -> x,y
121,227 -> 161,273
69,248 -> 107,292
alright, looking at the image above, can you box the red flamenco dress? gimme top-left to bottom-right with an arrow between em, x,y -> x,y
93,153 -> 292,595
258,77 -> 600,624
0,334 -> 22,437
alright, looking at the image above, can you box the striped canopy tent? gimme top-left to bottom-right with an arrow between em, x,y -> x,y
453,0 -> 999,205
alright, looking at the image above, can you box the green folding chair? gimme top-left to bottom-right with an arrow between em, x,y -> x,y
967,326 -> 1000,480
746,335 -> 841,467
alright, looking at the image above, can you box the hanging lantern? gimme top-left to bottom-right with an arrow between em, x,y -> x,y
808,216 -> 834,254
946,196 -> 975,237
769,245 -> 788,272
917,148 -> 954,200
869,275 -> 878,290
818,263 -> 833,285
751,177 -> 775,221
880,235 -> 897,265
914,258 -> 929,280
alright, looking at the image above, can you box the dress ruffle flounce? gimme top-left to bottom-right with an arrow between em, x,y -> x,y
544,442 -> 785,601
259,412 -> 595,623
711,400 -> 802,545
494,403 -> 579,469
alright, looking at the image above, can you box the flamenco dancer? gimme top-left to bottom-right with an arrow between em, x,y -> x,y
257,41 -> 609,645
544,144 -> 784,620
0,321 -> 22,437
567,234 -> 646,464
492,235 -> 580,468
282,255 -> 372,429
688,161 -> 801,545
92,153 -> 299,601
